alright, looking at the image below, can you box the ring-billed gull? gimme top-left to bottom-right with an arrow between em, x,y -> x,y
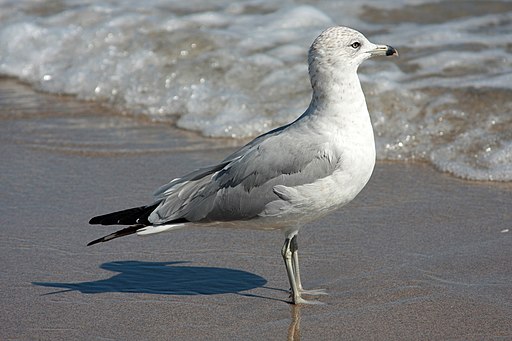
88,26 -> 398,304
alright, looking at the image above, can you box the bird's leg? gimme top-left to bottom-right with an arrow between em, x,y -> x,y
282,236 -> 324,305
290,235 -> 328,297
290,235 -> 304,291
282,237 -> 304,304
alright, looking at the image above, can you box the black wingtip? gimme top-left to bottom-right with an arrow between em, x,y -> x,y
87,224 -> 144,246
89,204 -> 159,226
89,216 -> 102,225
87,234 -> 117,246
87,238 -> 103,246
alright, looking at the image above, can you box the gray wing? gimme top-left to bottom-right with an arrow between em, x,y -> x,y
149,125 -> 339,224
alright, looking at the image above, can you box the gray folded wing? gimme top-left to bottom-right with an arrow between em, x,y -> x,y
149,125 -> 340,224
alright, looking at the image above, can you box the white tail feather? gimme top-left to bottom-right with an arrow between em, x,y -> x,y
136,223 -> 185,236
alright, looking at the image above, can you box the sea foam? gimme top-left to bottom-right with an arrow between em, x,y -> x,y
1,0 -> 511,181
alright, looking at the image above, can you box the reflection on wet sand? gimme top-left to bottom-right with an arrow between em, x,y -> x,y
288,304 -> 302,341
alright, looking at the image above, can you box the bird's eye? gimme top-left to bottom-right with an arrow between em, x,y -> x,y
350,42 -> 361,49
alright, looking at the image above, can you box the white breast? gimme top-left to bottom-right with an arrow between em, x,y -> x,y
260,128 -> 376,222
260,64 -> 376,223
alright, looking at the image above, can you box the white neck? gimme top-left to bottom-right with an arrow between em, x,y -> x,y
304,65 -> 369,126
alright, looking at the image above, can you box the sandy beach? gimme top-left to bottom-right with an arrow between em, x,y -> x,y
1,78 -> 511,340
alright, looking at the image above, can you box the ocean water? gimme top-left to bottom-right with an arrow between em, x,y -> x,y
1,0 -> 511,181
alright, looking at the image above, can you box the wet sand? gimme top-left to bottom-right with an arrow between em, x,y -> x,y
1,79 -> 511,340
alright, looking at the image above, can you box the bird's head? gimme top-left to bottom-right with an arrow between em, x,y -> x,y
308,26 -> 398,74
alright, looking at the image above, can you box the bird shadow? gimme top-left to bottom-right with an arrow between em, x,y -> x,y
32,260 -> 276,298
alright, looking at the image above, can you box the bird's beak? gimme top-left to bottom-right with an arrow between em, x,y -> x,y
369,44 -> 399,57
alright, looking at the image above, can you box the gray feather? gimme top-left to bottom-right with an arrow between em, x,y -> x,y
148,124 -> 340,224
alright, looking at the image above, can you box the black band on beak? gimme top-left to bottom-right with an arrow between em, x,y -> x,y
386,46 -> 398,56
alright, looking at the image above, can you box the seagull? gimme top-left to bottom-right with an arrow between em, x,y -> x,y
88,26 -> 398,304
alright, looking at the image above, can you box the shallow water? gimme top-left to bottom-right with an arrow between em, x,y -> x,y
1,0 -> 511,180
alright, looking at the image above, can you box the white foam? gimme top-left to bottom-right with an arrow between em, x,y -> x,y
1,0 -> 511,181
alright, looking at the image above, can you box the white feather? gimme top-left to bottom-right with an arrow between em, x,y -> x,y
136,223 -> 185,236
